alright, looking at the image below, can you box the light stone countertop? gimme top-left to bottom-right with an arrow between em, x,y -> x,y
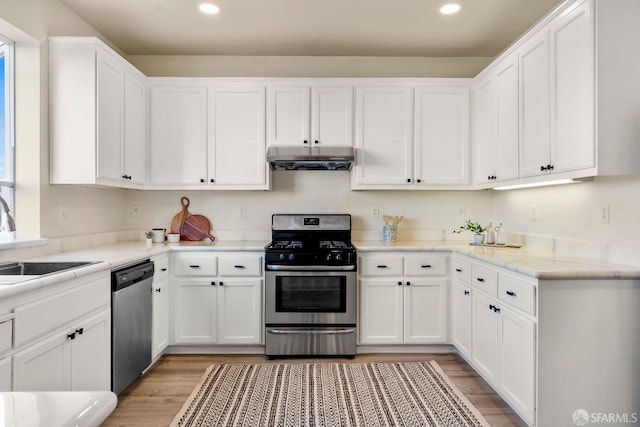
353,240 -> 640,280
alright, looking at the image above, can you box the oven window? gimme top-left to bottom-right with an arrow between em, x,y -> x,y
276,276 -> 346,312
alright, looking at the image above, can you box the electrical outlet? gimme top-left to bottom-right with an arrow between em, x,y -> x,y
371,206 -> 379,218
531,205 -> 537,222
59,205 -> 67,220
600,204 -> 610,224
131,206 -> 139,217
457,205 -> 466,217
239,206 -> 246,218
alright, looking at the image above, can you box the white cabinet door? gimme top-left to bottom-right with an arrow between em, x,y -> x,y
152,278 -> 170,359
0,357 -> 10,391
96,46 -> 124,183
173,279 -> 217,344
123,70 -> 146,184
13,332 -> 69,391
150,86 -> 208,186
474,77 -> 497,184
217,279 -> 262,344
451,280 -> 472,358
268,86 -> 310,146
353,87 -> 413,187
499,306 -> 536,426
311,86 -> 353,146
414,87 -> 469,186
471,292 -> 500,384
70,310 -> 110,391
208,86 -> 267,187
494,54 -> 520,182
519,29 -> 551,178
359,279 -> 403,344
550,0 -> 594,173
403,279 -> 447,344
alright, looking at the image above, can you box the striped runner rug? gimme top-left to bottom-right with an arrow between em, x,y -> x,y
170,361 -> 490,427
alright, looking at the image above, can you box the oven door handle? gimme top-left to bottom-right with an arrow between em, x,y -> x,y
266,265 -> 356,271
267,328 -> 356,335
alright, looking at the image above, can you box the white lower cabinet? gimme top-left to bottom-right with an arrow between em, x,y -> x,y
453,255 -> 536,426
13,309 -> 110,392
0,357 -> 11,391
152,254 -> 170,359
359,252 -> 448,345
172,252 -> 263,345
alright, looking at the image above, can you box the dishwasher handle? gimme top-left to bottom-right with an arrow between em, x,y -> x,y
112,260 -> 154,291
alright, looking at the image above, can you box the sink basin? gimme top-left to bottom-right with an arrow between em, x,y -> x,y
0,261 -> 96,276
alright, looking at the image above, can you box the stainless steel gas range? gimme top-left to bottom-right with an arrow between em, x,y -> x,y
264,214 -> 357,358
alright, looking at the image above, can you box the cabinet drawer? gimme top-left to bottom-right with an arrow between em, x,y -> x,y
498,275 -> 536,316
471,264 -> 498,297
453,258 -> 472,284
219,255 -> 262,277
173,253 -> 217,276
0,320 -> 12,354
360,256 -> 403,276
405,254 -> 448,277
153,255 -> 169,281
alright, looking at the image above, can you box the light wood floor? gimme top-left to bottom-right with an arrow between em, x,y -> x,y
102,353 -> 526,427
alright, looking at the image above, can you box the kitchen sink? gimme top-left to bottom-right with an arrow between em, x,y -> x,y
0,261 -> 97,276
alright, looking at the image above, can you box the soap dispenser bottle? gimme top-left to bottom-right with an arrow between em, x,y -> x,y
486,221 -> 496,244
495,221 -> 504,245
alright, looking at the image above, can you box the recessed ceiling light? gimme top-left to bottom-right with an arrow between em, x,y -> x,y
440,4 -> 461,15
199,3 -> 220,15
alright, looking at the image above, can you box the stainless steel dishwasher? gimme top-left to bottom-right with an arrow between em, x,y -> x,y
111,259 -> 154,395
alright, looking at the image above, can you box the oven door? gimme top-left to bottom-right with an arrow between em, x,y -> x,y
265,270 -> 356,325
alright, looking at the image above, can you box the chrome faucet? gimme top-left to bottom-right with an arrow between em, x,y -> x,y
0,196 -> 16,232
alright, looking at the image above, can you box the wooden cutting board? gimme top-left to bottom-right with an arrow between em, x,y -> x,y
181,214 -> 215,241
170,197 -> 190,234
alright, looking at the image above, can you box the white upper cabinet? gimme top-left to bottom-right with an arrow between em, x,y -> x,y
49,37 -> 146,187
149,82 -> 268,189
414,86 -> 469,186
268,85 -> 353,147
149,85 -> 209,186
518,29 -> 552,178
352,86 -> 414,187
208,86 -> 267,187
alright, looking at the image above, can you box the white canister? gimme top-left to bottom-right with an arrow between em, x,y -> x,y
151,228 -> 166,243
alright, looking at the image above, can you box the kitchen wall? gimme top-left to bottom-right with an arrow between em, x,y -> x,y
126,172 -> 494,242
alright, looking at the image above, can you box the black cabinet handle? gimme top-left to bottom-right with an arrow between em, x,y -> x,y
200,178 -> 205,183
161,268 -> 167,272
416,179 -> 421,183
314,140 -> 319,144
211,281 -> 216,286
76,328 -> 84,335
464,290 -> 470,295
155,288 -> 162,292
234,265 -> 246,269
398,281 -> 402,286
210,179 -> 215,183
406,281 -> 411,286
407,178 -> 411,183
455,268 -> 462,272
540,165 -> 547,171
506,290 -> 517,297
476,277 -> 485,283
549,164 -> 554,170
219,281 -> 224,286
377,265 -> 388,269
303,140 -> 308,144
421,265 -> 432,268
494,306 -> 501,313
67,332 -> 76,340
489,304 -> 495,311
189,265 -> 201,269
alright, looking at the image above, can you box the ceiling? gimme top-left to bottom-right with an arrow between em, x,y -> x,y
58,0 -> 564,57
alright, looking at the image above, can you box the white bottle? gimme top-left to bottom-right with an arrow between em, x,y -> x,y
486,221 -> 496,244
495,221 -> 504,245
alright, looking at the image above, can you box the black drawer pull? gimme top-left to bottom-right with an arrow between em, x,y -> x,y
476,277 -> 485,283
455,268 -> 462,272
67,332 -> 76,340
234,265 -> 246,269
161,268 -> 167,272
506,290 -> 517,297
211,282 -> 216,286
421,265 -> 432,268
189,265 -> 201,269
464,290 -> 470,295
406,281 -> 411,286
377,265 -> 388,269
398,281 -> 402,286
76,328 -> 84,335
489,304 -> 495,311
155,288 -> 162,292
219,281 -> 224,286
494,306 -> 501,313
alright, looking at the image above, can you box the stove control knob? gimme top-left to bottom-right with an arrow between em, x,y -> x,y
335,253 -> 343,262
288,253 -> 295,261
279,253 -> 286,260
325,253 -> 332,262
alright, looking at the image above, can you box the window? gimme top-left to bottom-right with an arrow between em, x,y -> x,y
0,36 -> 15,238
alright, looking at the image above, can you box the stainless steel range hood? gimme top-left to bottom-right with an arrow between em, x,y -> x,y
266,146 -> 354,171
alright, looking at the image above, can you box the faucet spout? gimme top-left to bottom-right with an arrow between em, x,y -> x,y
0,196 -> 16,232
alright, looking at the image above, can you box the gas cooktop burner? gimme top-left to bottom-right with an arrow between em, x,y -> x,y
270,240 -> 303,249
319,240 -> 349,249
